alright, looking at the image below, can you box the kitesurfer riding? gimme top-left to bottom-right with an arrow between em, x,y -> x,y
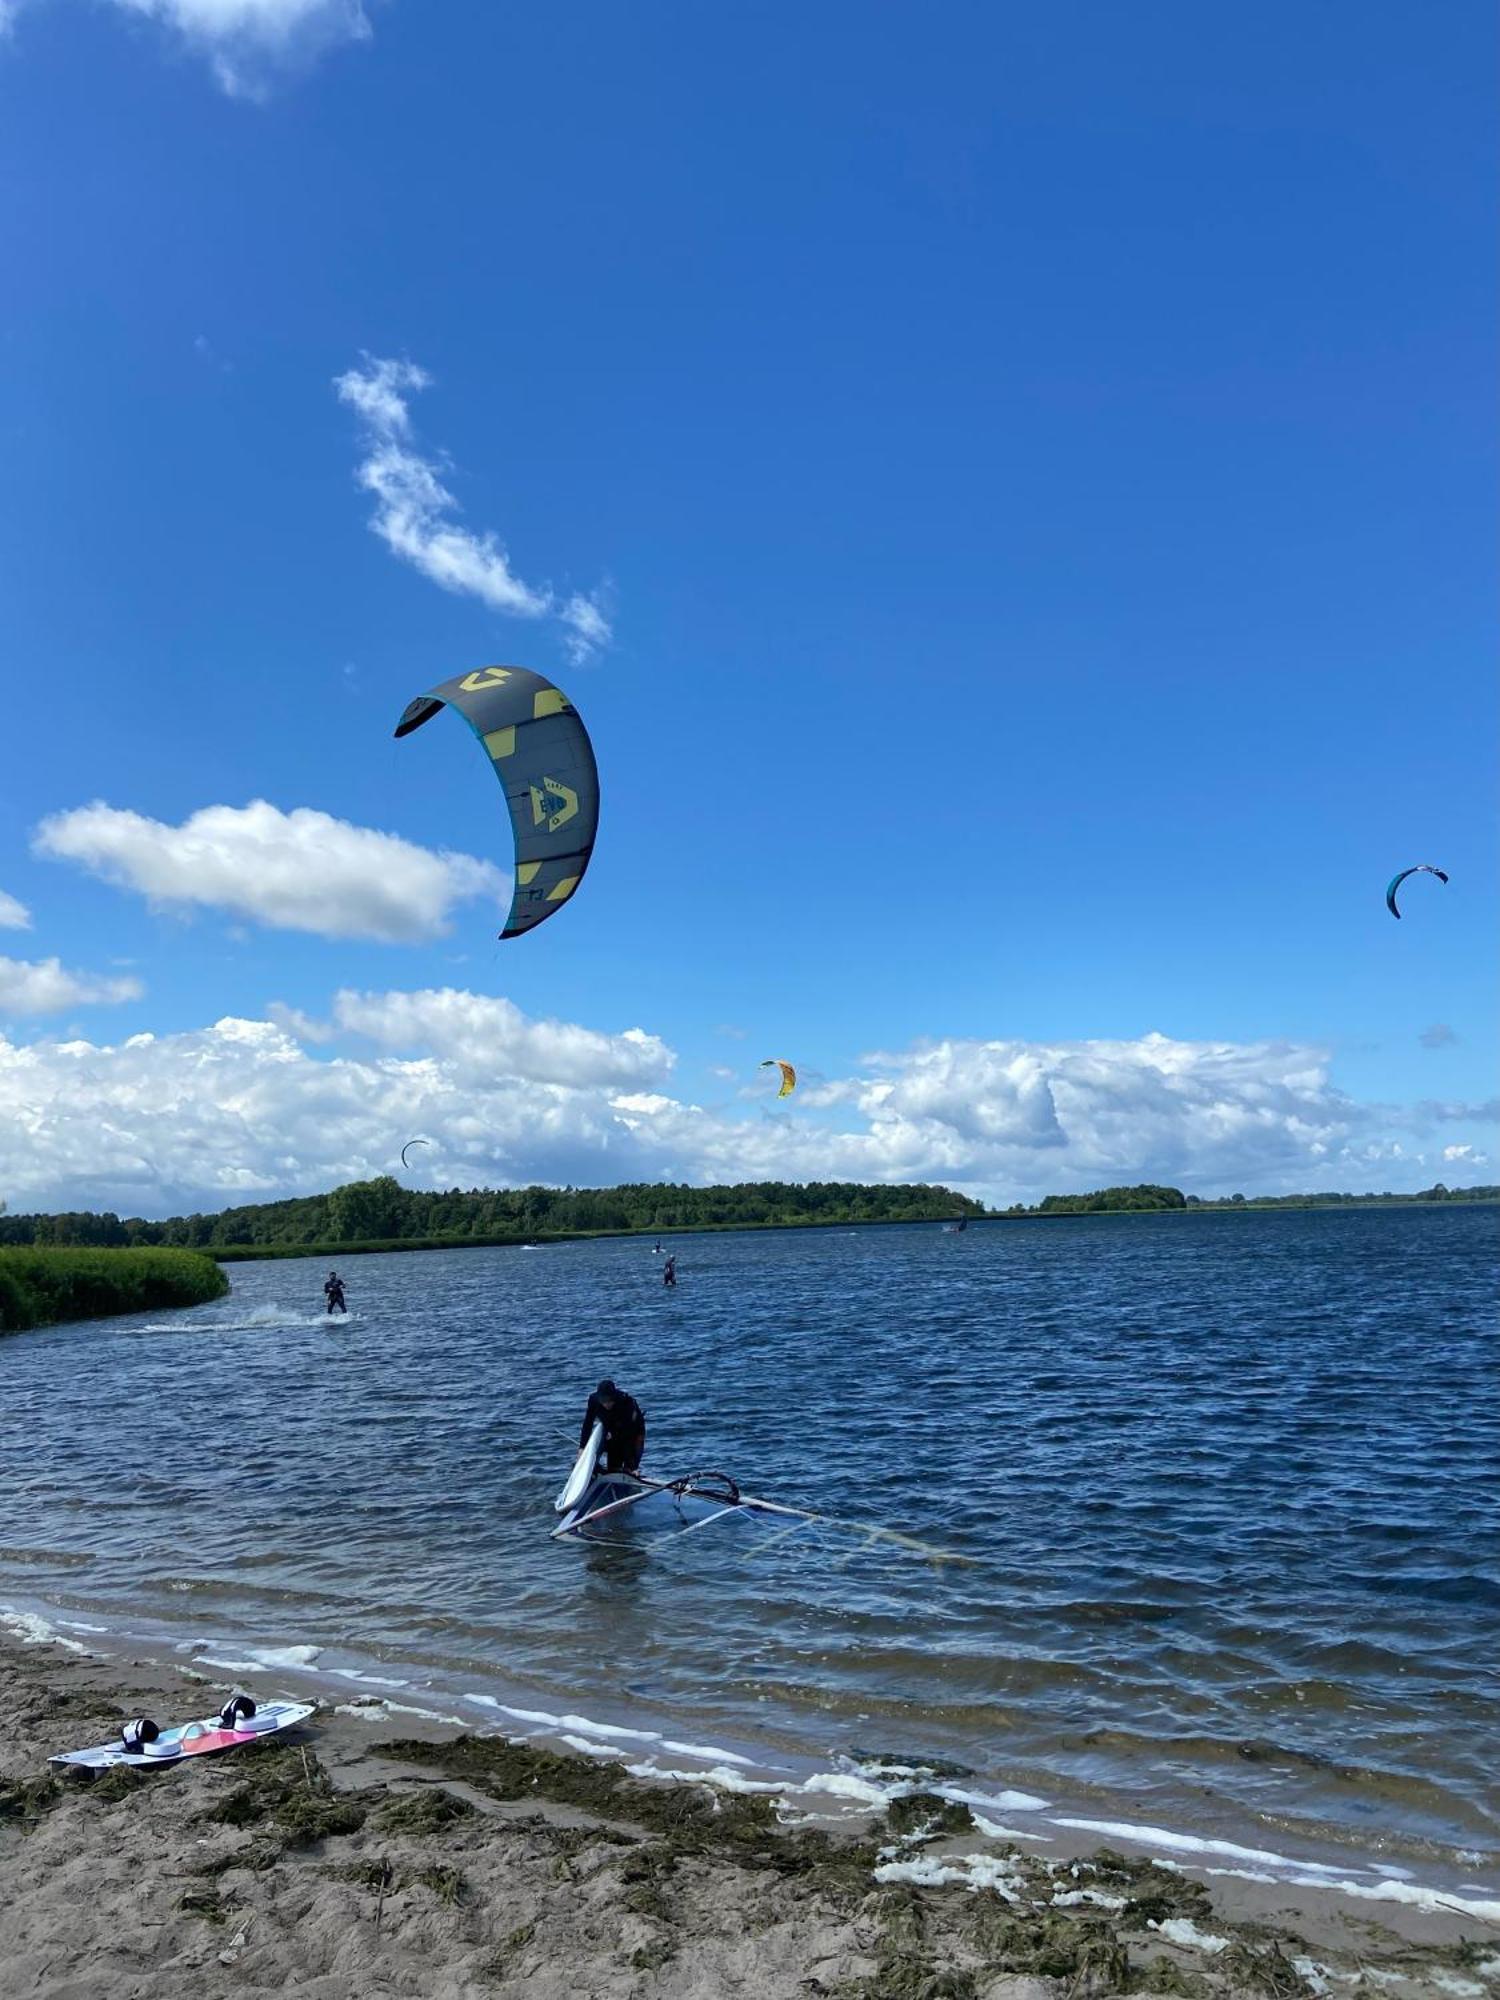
663,1255 -> 677,1288
323,1271 -> 347,1315
580,1379 -> 646,1473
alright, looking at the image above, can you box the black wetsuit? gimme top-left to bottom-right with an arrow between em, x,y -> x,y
580,1391 -> 646,1472
324,1281 -> 346,1314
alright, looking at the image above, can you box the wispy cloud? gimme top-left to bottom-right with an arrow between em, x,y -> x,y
105,0 -> 370,98
34,800 -> 504,945
0,954 -> 141,1016
0,890 -> 30,931
334,356 -> 612,662
1419,1023 -> 1458,1049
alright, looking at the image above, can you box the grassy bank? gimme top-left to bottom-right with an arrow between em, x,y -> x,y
0,1247 -> 229,1332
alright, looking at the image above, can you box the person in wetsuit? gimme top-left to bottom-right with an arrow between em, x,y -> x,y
323,1271 -> 347,1314
579,1378 -> 646,1473
662,1255 -> 676,1288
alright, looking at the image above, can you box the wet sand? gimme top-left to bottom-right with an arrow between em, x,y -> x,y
2,1629 -> 1496,1999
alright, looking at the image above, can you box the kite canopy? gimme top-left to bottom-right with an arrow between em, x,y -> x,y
761,1059 -> 797,1098
1386,864 -> 1448,920
395,665 -> 599,939
399,1139 -> 429,1170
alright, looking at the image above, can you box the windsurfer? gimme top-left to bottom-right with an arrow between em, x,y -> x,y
580,1378 -> 646,1473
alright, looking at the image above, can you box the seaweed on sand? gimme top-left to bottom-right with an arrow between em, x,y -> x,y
884,1793 -> 977,1841
375,1786 -> 476,1836
414,1864 -> 468,1905
844,1892 -> 977,2000
84,1764 -> 152,1805
379,1733 -> 880,1892
0,1773 -> 62,1827
202,1741 -> 368,1848
1069,1848 -> 1215,1927
178,1887 -> 238,1926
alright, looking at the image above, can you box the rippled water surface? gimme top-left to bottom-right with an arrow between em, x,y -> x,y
4,1207 -> 1497,1880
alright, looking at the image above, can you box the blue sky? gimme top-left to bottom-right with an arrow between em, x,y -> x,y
0,0 -> 1493,1214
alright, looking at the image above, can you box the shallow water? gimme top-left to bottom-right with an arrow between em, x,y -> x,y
3,1207 -> 1497,1887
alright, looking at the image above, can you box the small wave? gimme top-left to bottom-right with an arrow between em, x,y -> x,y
0,1546 -> 91,1570
0,1606 -> 90,1653
625,1758 -> 785,1796
193,1641 -> 322,1675
1048,1815 -> 1350,1876
136,1305 -> 364,1335
462,1698 -> 761,1771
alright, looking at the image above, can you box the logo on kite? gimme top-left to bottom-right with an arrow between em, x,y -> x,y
1386,865 -> 1448,920
530,777 -> 579,833
761,1059 -> 797,1098
394,665 -> 599,941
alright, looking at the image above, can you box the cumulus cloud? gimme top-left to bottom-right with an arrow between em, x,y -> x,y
0,955 -> 142,1017
334,357 -> 613,660
34,800 -> 504,944
105,0 -> 370,98
0,890 -> 30,930
326,986 -> 673,1090
0,1013 -> 1490,1218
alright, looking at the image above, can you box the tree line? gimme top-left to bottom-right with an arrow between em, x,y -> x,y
0,1178 -> 986,1250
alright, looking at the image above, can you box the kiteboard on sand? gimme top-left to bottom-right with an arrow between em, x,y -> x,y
51,1695 -> 315,1771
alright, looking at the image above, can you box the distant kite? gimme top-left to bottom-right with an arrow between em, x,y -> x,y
395,665 -> 599,940
400,1139 -> 430,1170
761,1059 -> 797,1098
1386,865 -> 1448,920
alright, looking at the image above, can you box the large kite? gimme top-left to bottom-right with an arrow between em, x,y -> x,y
395,665 -> 599,940
1385,865 -> 1448,920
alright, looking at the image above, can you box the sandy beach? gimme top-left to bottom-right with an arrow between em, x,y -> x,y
3,1627 -> 1495,2000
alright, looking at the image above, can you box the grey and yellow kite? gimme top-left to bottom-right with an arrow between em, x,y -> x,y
761,1059 -> 797,1098
395,665 -> 599,940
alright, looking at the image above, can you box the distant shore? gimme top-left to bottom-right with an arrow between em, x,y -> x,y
3,1625 -> 1495,1999
206,1195 -> 1498,1262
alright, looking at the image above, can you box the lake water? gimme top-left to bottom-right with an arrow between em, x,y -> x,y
3,1206 -> 1497,1899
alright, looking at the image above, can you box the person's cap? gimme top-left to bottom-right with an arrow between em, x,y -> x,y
596,1378 -> 616,1396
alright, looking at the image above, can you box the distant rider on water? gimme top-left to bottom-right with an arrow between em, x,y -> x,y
580,1379 -> 646,1473
323,1270 -> 347,1315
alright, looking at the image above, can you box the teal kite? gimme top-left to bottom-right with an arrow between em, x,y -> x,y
1386,865 -> 1448,920
394,665 -> 599,940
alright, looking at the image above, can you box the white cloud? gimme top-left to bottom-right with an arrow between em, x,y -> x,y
334,357 -> 613,658
0,1012 -> 1490,1219
0,890 -> 30,930
266,1000 -> 335,1044
327,986 -> 673,1090
560,592 -> 612,666
34,800 -> 504,945
106,0 -> 370,97
0,955 -> 142,1017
